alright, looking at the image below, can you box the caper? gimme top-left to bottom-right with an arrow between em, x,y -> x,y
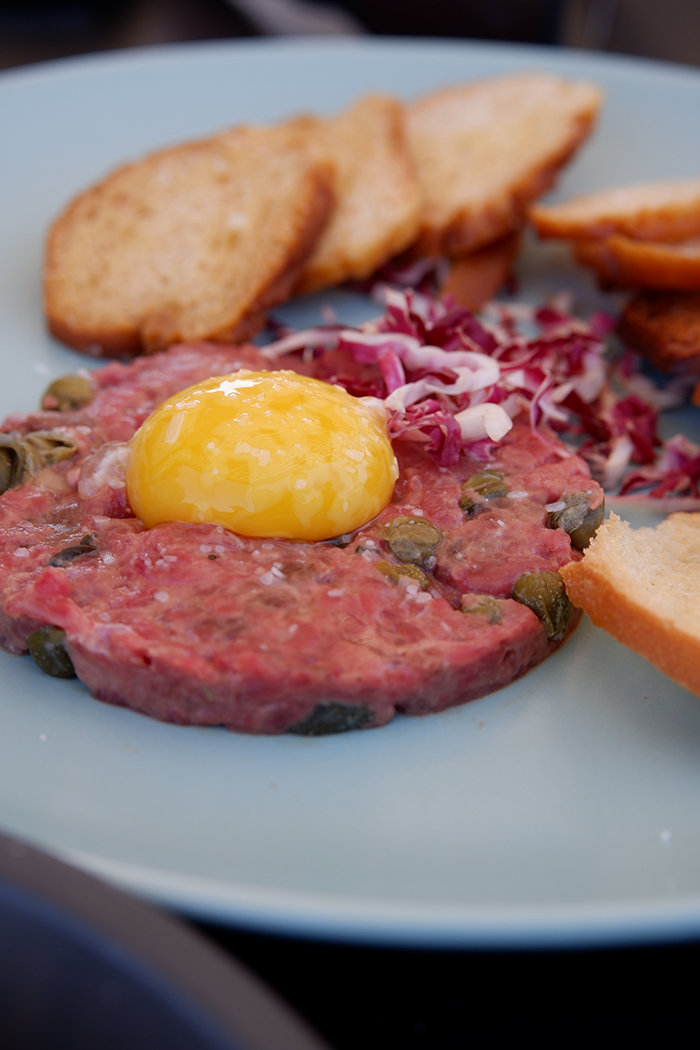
381,516 -> 443,566
288,702 -> 373,736
549,492 -> 605,550
459,470 -> 508,516
0,435 -> 22,494
27,626 -> 76,678
328,533 -> 353,548
41,374 -> 93,412
22,431 -> 79,474
512,571 -> 572,641
0,430 -> 79,494
48,537 -> 97,567
375,560 -> 430,590
0,446 -> 18,494
460,593 -> 503,624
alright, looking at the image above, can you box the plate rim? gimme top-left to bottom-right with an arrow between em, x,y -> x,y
2,32 -> 700,90
63,844 -> 700,949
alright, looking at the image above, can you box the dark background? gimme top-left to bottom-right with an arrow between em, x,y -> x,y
2,1 -> 699,1045
196,922 -> 699,1046
1,0 -> 699,70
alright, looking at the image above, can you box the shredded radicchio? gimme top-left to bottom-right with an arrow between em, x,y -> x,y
263,287 -> 700,508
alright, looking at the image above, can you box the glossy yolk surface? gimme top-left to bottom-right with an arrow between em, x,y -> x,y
126,370 -> 398,541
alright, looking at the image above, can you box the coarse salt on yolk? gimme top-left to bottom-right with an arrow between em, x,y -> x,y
126,370 -> 399,541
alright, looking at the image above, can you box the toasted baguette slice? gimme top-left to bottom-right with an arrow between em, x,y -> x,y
618,290 -> 700,372
45,124 -> 334,356
439,233 -> 520,311
294,95 -> 422,294
530,179 -> 700,242
575,235 -> 700,290
406,72 -> 602,258
560,512 -> 700,697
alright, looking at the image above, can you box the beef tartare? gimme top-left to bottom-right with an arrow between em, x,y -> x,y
0,297 -> 605,734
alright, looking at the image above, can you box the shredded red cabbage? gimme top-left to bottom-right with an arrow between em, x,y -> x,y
263,287 -> 699,506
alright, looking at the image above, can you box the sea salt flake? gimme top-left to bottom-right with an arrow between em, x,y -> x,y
260,568 -> 284,585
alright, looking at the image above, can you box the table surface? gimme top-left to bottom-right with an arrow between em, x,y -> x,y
195,921 -> 698,1045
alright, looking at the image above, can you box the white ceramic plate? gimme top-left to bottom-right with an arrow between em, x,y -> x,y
2,38 -> 700,948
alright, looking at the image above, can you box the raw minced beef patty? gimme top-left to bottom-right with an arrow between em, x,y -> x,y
0,340 -> 602,734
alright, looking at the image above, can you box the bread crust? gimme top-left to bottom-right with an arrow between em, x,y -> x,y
44,73 -> 605,357
560,513 -> 700,698
575,235 -> 700,291
617,290 -> 700,372
44,124 -> 335,357
439,233 -> 520,311
406,73 -> 602,258
294,95 -> 422,294
531,179 -> 700,243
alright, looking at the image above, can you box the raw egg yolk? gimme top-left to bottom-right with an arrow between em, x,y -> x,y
126,370 -> 398,541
